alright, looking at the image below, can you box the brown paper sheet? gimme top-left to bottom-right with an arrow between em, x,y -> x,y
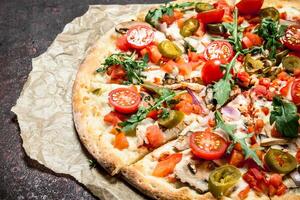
11,4 -> 156,200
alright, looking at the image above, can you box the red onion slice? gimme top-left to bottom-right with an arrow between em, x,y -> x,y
186,88 -> 201,106
221,106 -> 241,121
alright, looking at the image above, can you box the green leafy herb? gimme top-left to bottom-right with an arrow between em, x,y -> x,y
256,18 -> 287,59
145,2 -> 195,27
223,8 -> 243,52
215,111 -> 263,166
183,40 -> 197,52
213,52 -> 240,106
119,88 -> 185,134
88,159 -> 97,169
96,52 -> 148,84
270,96 -> 299,138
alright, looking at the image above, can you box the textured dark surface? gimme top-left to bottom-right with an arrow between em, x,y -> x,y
0,1 -> 165,199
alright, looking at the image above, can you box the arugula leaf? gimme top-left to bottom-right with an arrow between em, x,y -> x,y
96,52 -> 148,84
215,111 -> 263,166
88,159 -> 97,169
213,52 -> 240,106
256,18 -> 287,59
119,88 -> 185,134
145,2 -> 195,27
270,96 -> 299,138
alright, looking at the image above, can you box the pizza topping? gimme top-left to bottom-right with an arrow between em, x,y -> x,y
201,59 -> 224,85
104,111 -> 126,126
108,88 -> 141,114
204,41 -> 234,62
283,25 -> 300,51
146,125 -> 165,148
282,55 -> 300,73
115,21 -> 152,34
206,23 -> 226,35
270,96 -> 299,138
114,132 -> 129,150
236,0 -> 263,15
264,149 -> 297,174
152,153 -> 182,177
259,7 -> 280,22
180,18 -> 199,37
189,130 -> 228,160
158,110 -> 184,129
195,2 -> 214,13
197,9 -> 225,24
126,25 -> 154,49
208,165 -> 241,198
291,79 -> 300,105
158,40 -> 182,59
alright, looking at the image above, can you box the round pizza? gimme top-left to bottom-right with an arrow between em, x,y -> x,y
72,0 -> 300,199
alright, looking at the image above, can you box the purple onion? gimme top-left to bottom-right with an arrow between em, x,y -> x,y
221,106 -> 241,121
186,88 -> 201,106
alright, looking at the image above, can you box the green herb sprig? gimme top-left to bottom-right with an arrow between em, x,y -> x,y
256,18 -> 287,59
145,2 -> 195,27
215,111 -> 263,167
270,96 -> 299,138
213,52 -> 240,106
96,52 -> 148,84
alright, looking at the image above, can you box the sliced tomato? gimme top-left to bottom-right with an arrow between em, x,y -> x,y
242,33 -> 263,49
283,25 -> 300,51
146,109 -> 161,120
269,174 -> 282,187
201,59 -> 224,85
259,77 -> 271,88
107,65 -> 126,81
229,149 -> 244,167
114,132 -> 129,150
237,71 -> 250,88
116,35 -> 131,51
160,10 -> 183,25
108,88 -> 141,114
205,41 -> 234,62
126,25 -> 154,49
147,45 -> 162,63
189,131 -> 228,160
214,0 -> 233,16
253,85 -> 267,97
236,0 -> 264,15
161,60 -> 177,73
291,79 -> 300,105
152,153 -> 182,177
197,9 -> 225,24
146,125 -> 165,148
103,111 -> 126,126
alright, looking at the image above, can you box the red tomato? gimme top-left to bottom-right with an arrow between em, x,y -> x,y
242,33 -> 263,49
126,25 -> 154,49
237,71 -> 250,87
103,111 -> 126,126
147,110 -> 161,120
253,85 -> 267,97
189,131 -> 228,160
214,0 -> 233,16
107,65 -> 126,81
114,132 -> 129,150
201,59 -> 224,85
236,0 -> 264,15
296,149 -> 300,164
116,35 -> 130,51
152,153 -> 182,177
291,79 -> 300,105
205,41 -> 234,62
146,125 -> 165,148
269,174 -> 282,187
283,25 -> 300,51
160,10 -> 183,25
147,45 -> 162,63
259,78 -> 271,88
108,88 -> 141,114
197,9 -> 225,24
194,21 -> 206,37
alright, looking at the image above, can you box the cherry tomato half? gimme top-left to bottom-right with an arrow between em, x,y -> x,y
201,59 -> 224,85
291,79 -> 300,105
283,25 -> 300,52
236,0 -> 264,15
108,88 -> 141,114
126,25 -> 154,49
189,131 -> 228,160
204,41 -> 234,62
197,9 -> 225,24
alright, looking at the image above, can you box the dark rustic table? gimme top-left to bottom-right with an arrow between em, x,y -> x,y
0,1 -> 165,199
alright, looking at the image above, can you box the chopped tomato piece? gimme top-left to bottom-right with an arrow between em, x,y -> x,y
229,150 -> 244,167
296,149 -> 300,164
103,111 -> 126,126
269,174 -> 283,187
194,21 -> 206,37
261,107 -> 269,116
291,79 -> 300,105
271,126 -> 282,138
147,45 -> 162,63
259,78 -> 271,88
178,63 -> 193,76
127,25 -> 154,49
214,0 -> 233,16
161,60 -> 177,73
116,35 -> 131,51
147,109 -> 161,120
255,119 -> 264,133
237,71 -> 250,88
276,184 -> 287,196
280,12 -> 287,20
114,132 -> 129,150
253,85 -> 267,97
107,65 -> 126,81
174,93 -> 202,115
146,125 -> 165,148
197,9 -> 225,24
238,186 -> 250,200
236,0 -> 264,15
242,33 -> 263,49
277,71 -> 290,81
160,10 -> 183,25
152,153 -> 182,177
201,59 -> 224,85
188,51 -> 205,62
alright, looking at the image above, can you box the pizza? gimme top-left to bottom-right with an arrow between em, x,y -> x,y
72,0 -> 300,199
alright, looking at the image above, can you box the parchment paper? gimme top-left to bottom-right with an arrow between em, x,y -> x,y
11,4 -> 156,200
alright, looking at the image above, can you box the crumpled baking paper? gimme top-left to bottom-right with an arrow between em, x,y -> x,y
11,4 -> 155,200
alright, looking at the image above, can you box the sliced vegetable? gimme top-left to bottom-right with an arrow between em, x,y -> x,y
114,132 -> 129,150
275,49 -> 289,66
201,59 -> 224,85
264,149 -> 297,174
158,110 -> 184,129
146,125 -> 165,148
206,23 -> 226,35
189,131 -> 228,160
158,40 -> 182,59
104,111 -> 126,126
109,88 -> 141,114
126,25 -> 154,49
195,2 -> 214,13
242,33 -> 263,49
259,7 -> 280,21
291,79 -> 300,105
236,0 -> 263,15
282,55 -> 300,73
197,9 -> 225,24
208,165 -> 241,198
180,18 -> 199,37
152,153 -> 182,177
283,25 -> 300,52
270,96 -> 299,138
205,41 -> 234,62
116,35 -> 131,51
